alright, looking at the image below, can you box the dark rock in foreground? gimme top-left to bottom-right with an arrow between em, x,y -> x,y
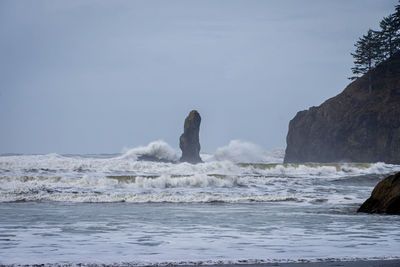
284,52 -> 400,164
358,172 -> 400,215
179,110 -> 202,164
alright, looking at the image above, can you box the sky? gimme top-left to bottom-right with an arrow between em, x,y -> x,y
0,0 -> 398,154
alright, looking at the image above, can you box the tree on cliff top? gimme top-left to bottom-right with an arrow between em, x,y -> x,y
396,1 -> 400,15
379,14 -> 400,58
350,30 -> 382,92
350,1 -> 400,87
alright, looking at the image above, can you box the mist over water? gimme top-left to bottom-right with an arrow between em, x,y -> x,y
1,140 -> 400,265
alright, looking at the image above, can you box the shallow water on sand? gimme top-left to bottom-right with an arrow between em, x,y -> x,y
0,147 -> 400,265
1,202 -> 400,265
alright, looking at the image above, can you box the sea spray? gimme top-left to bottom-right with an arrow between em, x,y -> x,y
213,140 -> 284,163
120,140 -> 179,162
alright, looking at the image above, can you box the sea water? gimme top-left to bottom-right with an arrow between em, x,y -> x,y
0,141 -> 400,265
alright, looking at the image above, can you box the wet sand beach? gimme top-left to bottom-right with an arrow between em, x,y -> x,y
184,260 -> 400,267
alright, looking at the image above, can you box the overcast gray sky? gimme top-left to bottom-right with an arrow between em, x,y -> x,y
0,0 -> 397,154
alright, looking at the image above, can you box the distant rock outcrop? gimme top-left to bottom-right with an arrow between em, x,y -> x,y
284,52 -> 400,164
358,172 -> 400,215
179,110 -> 202,163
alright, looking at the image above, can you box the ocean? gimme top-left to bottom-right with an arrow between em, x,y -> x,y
1,141 -> 400,265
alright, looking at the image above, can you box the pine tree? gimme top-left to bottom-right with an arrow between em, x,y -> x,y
350,30 -> 382,92
349,1 -> 400,89
394,1 -> 400,53
379,14 -> 400,58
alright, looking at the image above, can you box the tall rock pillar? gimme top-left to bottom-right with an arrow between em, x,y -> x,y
179,110 -> 202,163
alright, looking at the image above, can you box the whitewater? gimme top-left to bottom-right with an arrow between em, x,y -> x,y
1,140 -> 400,265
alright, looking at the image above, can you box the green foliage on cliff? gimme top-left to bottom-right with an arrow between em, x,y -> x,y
350,30 -> 382,90
350,1 -> 400,81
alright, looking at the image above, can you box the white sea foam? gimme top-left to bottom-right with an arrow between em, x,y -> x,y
120,140 -> 179,162
213,140 -> 284,163
0,170 -> 390,204
2,141 -> 400,266
0,191 -> 305,203
0,155 -> 398,181
244,162 -> 400,179
1,140 -> 400,205
2,140 -> 395,180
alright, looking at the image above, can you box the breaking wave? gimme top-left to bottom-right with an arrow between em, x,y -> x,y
0,140 -> 399,204
0,192 -> 302,203
213,140 -> 284,163
120,140 -> 179,162
117,140 -> 284,164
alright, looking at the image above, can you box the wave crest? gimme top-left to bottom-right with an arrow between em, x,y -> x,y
213,140 -> 284,163
120,141 -> 179,162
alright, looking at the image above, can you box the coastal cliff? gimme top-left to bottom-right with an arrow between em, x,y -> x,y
284,52 -> 400,164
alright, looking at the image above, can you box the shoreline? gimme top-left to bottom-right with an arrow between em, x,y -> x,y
2,259 -> 400,267
194,260 -> 400,267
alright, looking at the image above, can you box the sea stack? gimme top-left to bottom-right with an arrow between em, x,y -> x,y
358,172 -> 400,215
284,52 -> 400,164
179,110 -> 202,164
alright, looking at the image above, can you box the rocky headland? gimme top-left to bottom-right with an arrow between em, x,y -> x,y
284,52 -> 400,164
179,110 -> 203,164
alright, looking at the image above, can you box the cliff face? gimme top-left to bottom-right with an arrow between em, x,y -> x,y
284,53 -> 400,164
